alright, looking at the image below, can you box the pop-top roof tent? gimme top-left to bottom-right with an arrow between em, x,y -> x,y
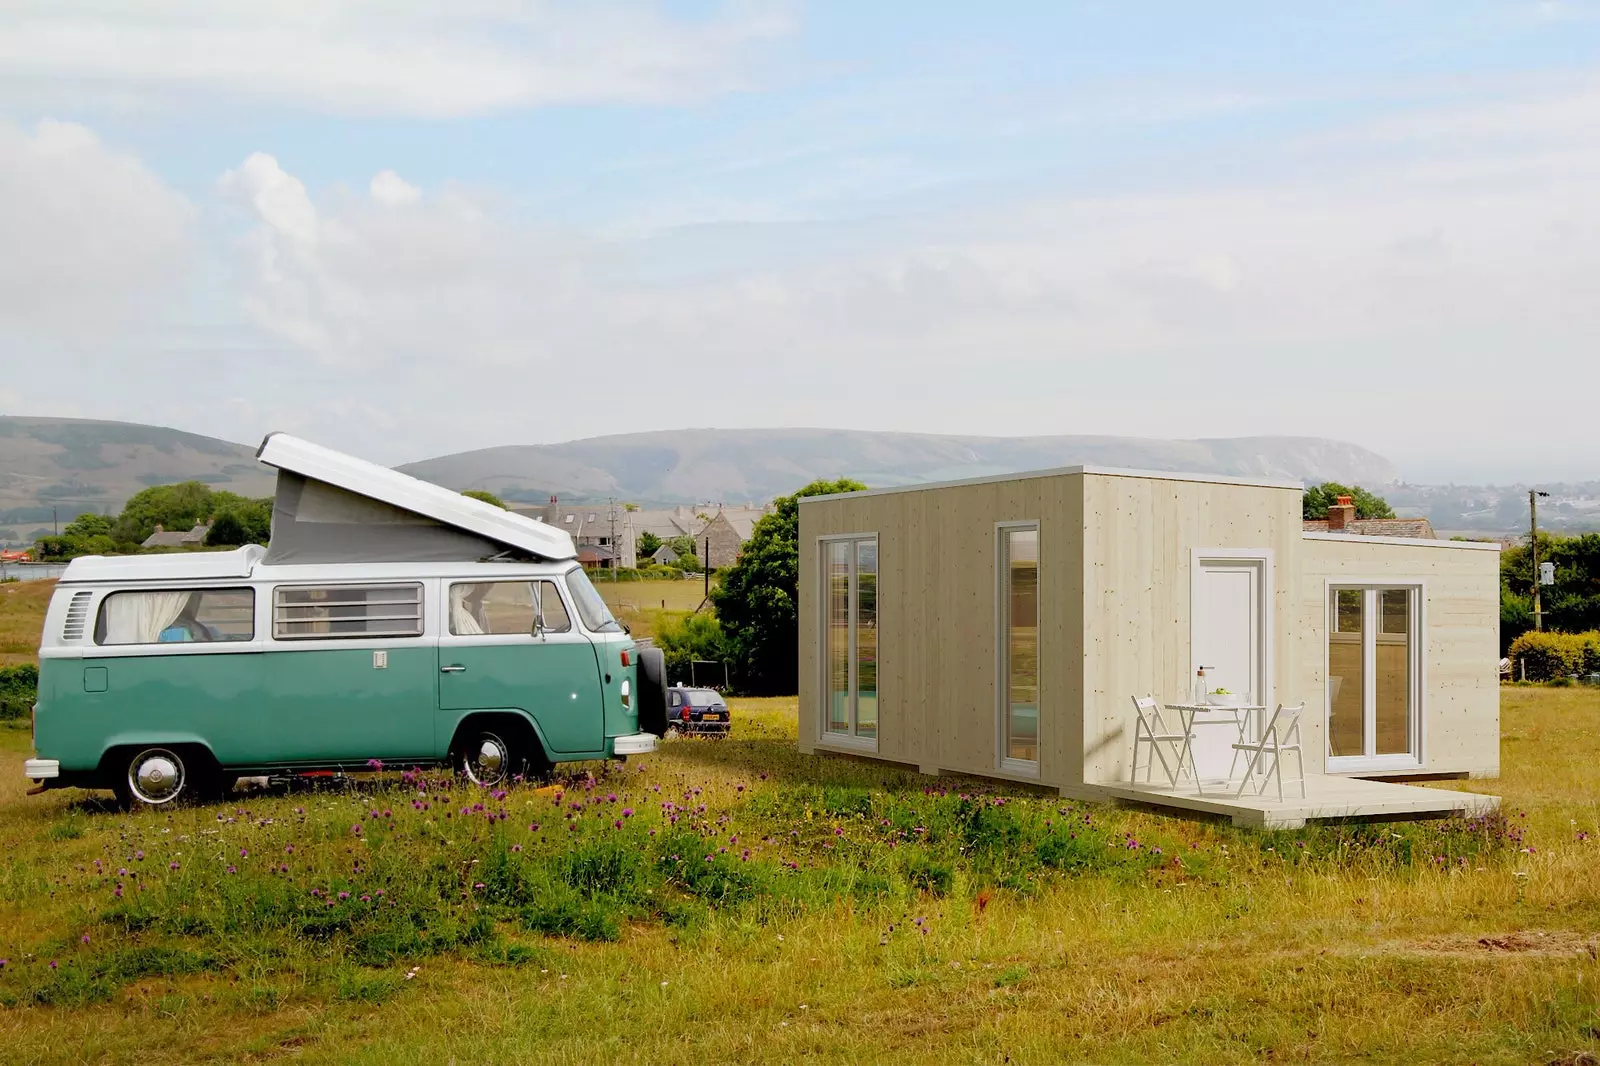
256,432 -> 577,564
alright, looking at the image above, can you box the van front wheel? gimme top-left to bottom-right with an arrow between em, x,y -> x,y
457,730 -> 512,787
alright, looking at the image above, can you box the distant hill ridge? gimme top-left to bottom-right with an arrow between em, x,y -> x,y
397,428 -> 1400,505
0,420 -> 1402,528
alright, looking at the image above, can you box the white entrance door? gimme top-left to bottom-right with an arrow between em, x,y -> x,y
1189,555 -> 1269,780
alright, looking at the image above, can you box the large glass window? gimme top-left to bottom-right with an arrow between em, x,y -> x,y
1327,586 -> 1419,764
565,568 -> 622,633
448,581 -> 571,636
96,588 -> 255,645
273,584 -> 423,640
821,535 -> 878,743
999,525 -> 1039,766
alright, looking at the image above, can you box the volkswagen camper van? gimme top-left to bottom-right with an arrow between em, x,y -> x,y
23,433 -> 666,807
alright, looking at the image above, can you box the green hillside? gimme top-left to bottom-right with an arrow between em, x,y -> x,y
0,418 -> 271,540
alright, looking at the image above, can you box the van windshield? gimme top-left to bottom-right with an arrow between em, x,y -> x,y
565,568 -> 621,633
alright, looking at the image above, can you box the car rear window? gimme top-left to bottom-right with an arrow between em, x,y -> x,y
685,690 -> 721,707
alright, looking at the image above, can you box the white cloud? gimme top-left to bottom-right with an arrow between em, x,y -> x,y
203,74 -> 1600,477
370,171 -> 421,207
0,118 -> 192,334
0,1 -> 792,117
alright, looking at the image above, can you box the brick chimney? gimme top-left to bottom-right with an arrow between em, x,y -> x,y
1328,495 -> 1356,531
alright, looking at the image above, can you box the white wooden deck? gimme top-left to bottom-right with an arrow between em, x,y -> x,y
1095,774 -> 1500,829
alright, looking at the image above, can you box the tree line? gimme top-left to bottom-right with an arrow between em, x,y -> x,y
31,481 -> 272,561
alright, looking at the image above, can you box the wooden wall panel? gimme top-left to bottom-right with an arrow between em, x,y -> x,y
1078,474 -> 1302,785
798,473 -> 1087,788
1295,538 -> 1500,777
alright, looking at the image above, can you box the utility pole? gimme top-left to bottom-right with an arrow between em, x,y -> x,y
52,506 -> 58,536
1530,489 -> 1550,631
608,498 -> 618,582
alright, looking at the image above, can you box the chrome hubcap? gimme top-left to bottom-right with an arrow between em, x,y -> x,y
466,735 -> 508,784
129,749 -> 184,804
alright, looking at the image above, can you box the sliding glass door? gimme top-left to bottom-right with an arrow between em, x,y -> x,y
822,535 -> 878,747
1327,585 -> 1420,769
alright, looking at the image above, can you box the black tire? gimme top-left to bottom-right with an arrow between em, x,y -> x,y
636,647 -> 669,738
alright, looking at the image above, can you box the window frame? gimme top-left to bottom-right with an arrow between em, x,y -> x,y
444,579 -> 573,638
92,586 -> 258,648
816,532 -> 879,753
1323,580 -> 1426,772
271,582 -> 425,641
995,521 -> 1042,778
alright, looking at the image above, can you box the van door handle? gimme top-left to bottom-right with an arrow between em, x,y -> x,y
440,664 -> 467,673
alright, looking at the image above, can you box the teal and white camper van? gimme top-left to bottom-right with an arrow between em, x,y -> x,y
23,433 -> 666,807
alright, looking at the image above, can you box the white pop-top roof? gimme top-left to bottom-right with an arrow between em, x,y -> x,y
60,545 -> 267,584
257,432 -> 576,562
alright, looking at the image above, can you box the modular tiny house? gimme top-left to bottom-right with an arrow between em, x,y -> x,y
24,433 -> 665,806
797,466 -> 1501,827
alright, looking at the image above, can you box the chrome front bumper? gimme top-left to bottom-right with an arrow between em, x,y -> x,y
24,759 -> 60,780
611,733 -> 658,756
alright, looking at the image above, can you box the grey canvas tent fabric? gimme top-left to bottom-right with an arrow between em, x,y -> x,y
264,472 -> 509,564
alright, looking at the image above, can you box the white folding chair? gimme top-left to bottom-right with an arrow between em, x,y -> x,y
1232,702 -> 1306,800
1130,695 -> 1196,789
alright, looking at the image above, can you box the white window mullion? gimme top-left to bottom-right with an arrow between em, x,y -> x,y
1362,589 -> 1378,759
847,544 -> 858,737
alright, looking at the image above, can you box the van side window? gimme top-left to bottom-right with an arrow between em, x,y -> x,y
448,581 -> 571,636
273,584 -> 423,640
95,588 -> 256,645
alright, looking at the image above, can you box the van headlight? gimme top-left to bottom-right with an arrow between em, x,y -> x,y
619,679 -> 631,710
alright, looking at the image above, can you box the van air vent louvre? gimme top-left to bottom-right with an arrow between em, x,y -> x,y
61,590 -> 92,641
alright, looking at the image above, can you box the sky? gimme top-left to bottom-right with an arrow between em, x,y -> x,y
0,1 -> 1598,484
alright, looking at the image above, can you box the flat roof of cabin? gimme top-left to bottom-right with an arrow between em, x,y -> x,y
799,464 -> 1306,503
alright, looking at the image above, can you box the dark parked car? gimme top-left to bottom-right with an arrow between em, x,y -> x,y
666,686 -> 730,736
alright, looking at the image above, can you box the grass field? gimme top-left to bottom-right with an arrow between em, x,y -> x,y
0,579 -> 53,667
595,577 -> 712,641
2,581 -> 1598,1062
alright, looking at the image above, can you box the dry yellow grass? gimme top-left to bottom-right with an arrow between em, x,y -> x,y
0,579 -> 53,667
0,575 -> 1596,1063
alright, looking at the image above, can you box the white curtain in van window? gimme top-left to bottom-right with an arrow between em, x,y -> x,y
449,585 -> 485,635
103,591 -> 192,644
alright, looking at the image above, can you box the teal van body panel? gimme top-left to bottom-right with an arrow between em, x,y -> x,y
30,560 -> 653,789
258,647 -> 438,762
36,652 -> 268,771
437,638 -> 603,755
592,635 -> 640,740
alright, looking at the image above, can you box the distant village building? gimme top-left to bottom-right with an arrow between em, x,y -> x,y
141,523 -> 211,549
512,498 -> 773,570
1303,496 -> 1436,539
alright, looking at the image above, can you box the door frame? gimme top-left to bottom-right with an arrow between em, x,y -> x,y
1322,578 -> 1426,774
1189,548 -> 1274,716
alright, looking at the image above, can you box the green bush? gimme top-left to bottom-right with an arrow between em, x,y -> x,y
0,663 -> 37,720
1507,630 -> 1600,681
652,611 -> 730,683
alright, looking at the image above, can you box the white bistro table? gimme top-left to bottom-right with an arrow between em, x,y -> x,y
1163,702 -> 1265,793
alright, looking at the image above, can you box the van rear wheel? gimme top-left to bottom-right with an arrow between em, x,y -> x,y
458,730 -> 514,787
113,747 -> 188,808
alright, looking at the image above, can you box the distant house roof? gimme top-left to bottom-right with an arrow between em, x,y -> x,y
141,522 -> 211,549
576,543 -> 616,564
715,508 -> 767,541
1302,517 -> 1437,539
630,507 -> 702,540
650,543 -> 680,563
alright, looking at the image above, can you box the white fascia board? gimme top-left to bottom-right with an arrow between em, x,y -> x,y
256,433 -> 577,561
799,463 -> 1304,504
1302,531 -> 1502,552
